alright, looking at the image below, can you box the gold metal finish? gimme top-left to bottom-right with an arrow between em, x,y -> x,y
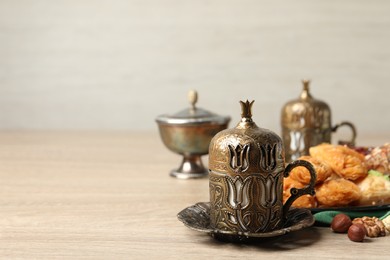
208,100 -> 316,234
281,80 -> 357,162
156,90 -> 230,179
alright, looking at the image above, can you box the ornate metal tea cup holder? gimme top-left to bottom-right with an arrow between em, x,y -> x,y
177,202 -> 315,242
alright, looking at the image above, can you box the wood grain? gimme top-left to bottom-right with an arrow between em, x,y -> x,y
0,131 -> 389,259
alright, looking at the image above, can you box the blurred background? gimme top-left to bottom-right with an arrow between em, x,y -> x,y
0,0 -> 389,137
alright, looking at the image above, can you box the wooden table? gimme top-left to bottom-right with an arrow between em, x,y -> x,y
0,131 -> 389,259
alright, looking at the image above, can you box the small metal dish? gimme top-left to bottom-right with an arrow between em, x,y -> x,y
177,202 -> 315,242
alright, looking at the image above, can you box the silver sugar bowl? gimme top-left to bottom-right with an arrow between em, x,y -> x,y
156,90 -> 230,179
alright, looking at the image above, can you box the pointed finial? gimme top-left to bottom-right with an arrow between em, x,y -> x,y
302,79 -> 310,91
300,79 -> 312,99
239,100 -> 254,119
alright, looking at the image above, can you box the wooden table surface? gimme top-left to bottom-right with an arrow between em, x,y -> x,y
0,131 -> 389,259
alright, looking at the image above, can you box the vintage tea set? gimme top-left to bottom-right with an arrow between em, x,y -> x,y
156,80 -> 356,241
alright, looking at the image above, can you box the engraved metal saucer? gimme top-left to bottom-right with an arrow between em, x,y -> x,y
177,202 -> 315,242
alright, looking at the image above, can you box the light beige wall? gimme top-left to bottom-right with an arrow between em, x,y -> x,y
0,0 -> 389,138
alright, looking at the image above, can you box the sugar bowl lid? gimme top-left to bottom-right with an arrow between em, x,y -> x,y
156,90 -> 230,125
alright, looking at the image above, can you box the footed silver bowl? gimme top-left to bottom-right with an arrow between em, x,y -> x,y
156,90 -> 230,179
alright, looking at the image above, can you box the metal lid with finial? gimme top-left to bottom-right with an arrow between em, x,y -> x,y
281,79 -> 332,131
209,100 -> 284,175
156,90 -> 230,125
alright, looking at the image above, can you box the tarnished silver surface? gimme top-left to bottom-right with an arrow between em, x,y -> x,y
156,90 -> 230,125
156,90 -> 230,178
177,202 -> 315,242
156,107 -> 229,125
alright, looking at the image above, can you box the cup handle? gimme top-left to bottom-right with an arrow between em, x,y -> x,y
332,121 -> 357,146
282,160 -> 316,218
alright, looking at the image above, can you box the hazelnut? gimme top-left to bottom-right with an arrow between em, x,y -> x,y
353,216 -> 386,237
348,224 -> 366,242
331,213 -> 352,233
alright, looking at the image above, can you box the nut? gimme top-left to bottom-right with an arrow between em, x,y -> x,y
352,216 -> 386,237
351,218 -> 368,235
381,215 -> 390,233
348,224 -> 366,242
331,213 -> 352,233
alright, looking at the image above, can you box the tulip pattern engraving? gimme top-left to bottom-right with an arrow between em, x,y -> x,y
225,176 -> 252,230
259,143 -> 277,172
282,87 -> 332,162
209,142 -> 284,233
289,131 -> 306,161
208,99 -> 304,234
228,144 -> 250,173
